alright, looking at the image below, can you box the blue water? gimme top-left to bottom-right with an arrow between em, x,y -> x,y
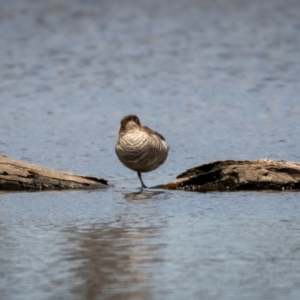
1,0 -> 300,299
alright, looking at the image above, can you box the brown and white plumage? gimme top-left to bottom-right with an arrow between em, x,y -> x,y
115,114 -> 169,189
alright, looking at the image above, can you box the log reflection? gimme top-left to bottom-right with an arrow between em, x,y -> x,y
123,190 -> 165,200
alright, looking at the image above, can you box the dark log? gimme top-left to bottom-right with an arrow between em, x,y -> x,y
155,159 -> 300,191
0,154 -> 108,191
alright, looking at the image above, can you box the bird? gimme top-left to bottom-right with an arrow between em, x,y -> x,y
115,114 -> 169,189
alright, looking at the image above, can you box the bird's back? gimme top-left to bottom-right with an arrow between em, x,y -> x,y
116,128 -> 169,173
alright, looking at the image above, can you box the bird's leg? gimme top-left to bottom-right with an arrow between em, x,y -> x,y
137,172 -> 147,189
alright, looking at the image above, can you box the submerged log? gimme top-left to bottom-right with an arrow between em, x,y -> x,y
156,159 -> 300,191
0,154 -> 108,191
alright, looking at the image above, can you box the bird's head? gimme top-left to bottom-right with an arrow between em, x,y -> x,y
118,114 -> 141,136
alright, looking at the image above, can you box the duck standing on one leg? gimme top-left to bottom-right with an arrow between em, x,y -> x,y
115,114 -> 169,189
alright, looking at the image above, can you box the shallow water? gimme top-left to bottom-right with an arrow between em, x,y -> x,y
1,0 -> 300,299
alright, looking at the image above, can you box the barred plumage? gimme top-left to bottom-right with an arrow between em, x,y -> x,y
115,115 -> 169,189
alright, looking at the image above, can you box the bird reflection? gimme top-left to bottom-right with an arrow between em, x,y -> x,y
61,222 -> 164,300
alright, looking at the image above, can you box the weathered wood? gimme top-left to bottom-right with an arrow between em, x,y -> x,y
155,159 -> 300,191
0,154 -> 108,191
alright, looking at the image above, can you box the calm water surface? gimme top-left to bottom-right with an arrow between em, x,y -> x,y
1,0 -> 300,299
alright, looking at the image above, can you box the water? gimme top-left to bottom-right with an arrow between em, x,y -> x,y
1,0 -> 300,299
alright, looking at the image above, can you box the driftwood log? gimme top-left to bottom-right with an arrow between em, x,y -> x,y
0,154 -> 108,191
156,159 -> 300,191
2,154 -> 300,192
